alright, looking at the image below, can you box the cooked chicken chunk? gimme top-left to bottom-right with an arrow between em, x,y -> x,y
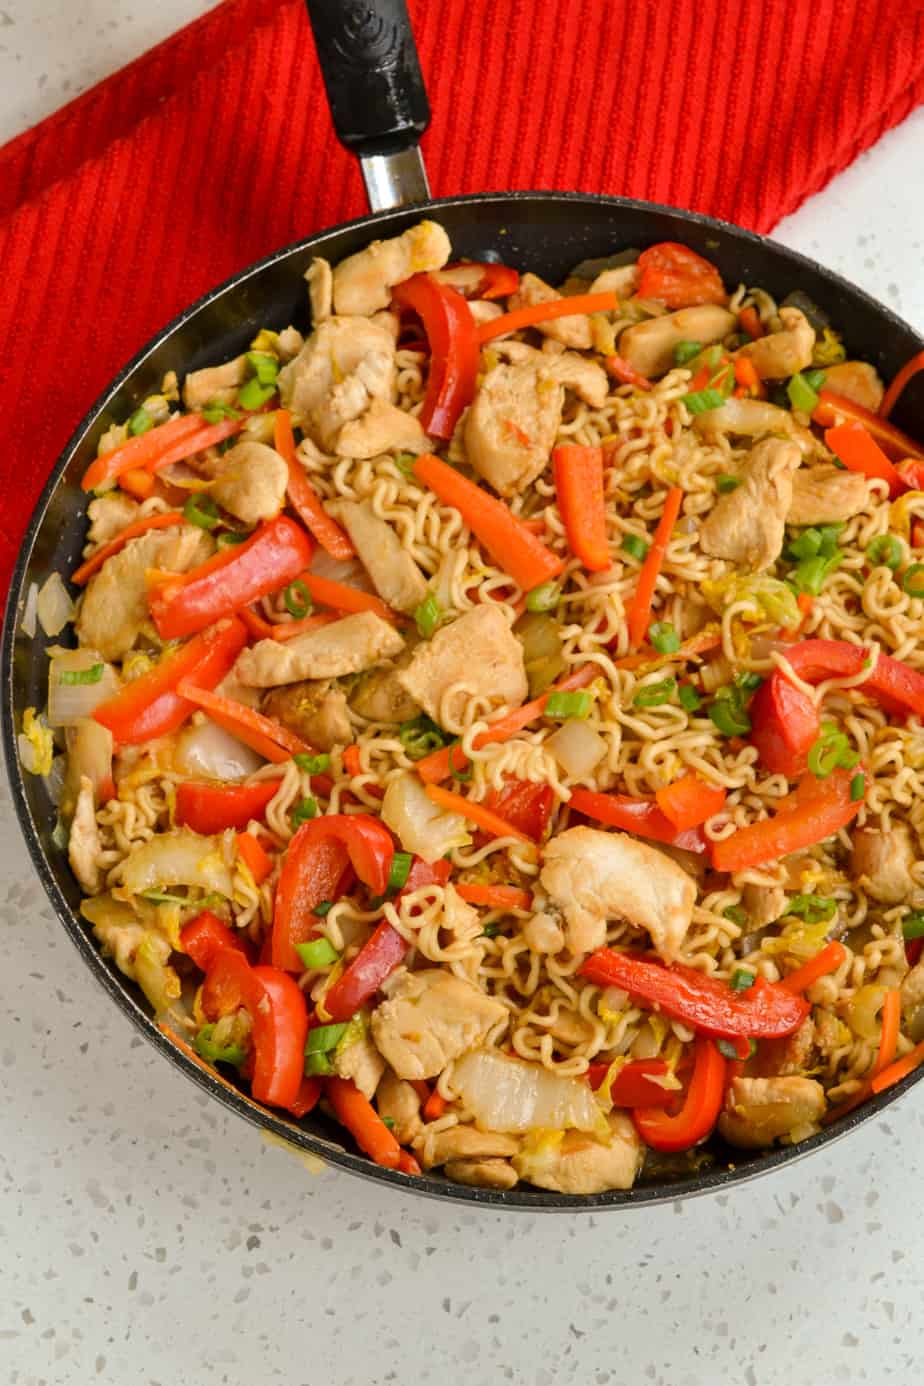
68,776 -> 102,895
336,397 -> 431,459
350,653 -> 422,723
416,1123 -> 520,1169
76,524 -> 213,661
718,1075 -> 826,1149
754,1016 -> 816,1079
332,220 -> 451,316
375,1070 -> 423,1145
506,272 -> 593,349
850,825 -> 917,905
493,340 -> 609,408
901,961 -> 924,1019
312,350 -> 397,451
522,912 -> 566,954
787,464 -> 871,526
371,968 -> 508,1081
327,499 -> 427,614
736,307 -> 815,381
589,264 -> 640,299
700,438 -> 801,571
86,493 -> 139,547
512,1113 -> 642,1194
468,300 -> 504,326
398,605 -> 527,726
209,441 -> 288,526
182,355 -> 248,410
444,1158 -> 518,1190
464,359 -> 564,497
540,826 -> 696,960
619,305 -> 736,378
261,679 -> 352,750
236,611 -> 403,687
306,256 -> 333,323
332,1026 -> 385,1100
823,361 -> 884,412
742,882 -> 786,928
277,315 -> 397,427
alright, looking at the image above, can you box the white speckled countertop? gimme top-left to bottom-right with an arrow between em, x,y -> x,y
3,5 -> 924,1382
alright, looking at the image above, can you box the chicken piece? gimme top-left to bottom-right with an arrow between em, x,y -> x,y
86,493 -> 139,547
333,1027 -> 385,1101
68,776 -> 102,895
337,398 -> 432,460
512,1113 -> 642,1195
506,272 -> 593,349
312,351 -> 397,451
850,825 -> 917,905
398,605 -> 527,727
742,882 -> 786,928
754,1016 -> 816,1078
787,464 -> 871,526
444,1158 -> 518,1190
589,264 -> 640,299
491,341 -> 609,407
236,611 -> 404,687
718,1075 -> 826,1149
699,437 -> 801,571
261,679 -> 352,750
327,499 -> 428,614
332,220 -> 451,316
415,1123 -> 520,1169
182,355 -> 248,410
540,826 -> 696,961
522,912 -> 565,954
375,1070 -> 423,1146
468,300 -> 504,326
618,305 -> 736,378
306,256 -> 333,323
901,961 -> 924,1019
370,968 -> 508,1081
464,359 -> 564,497
76,524 -> 213,661
277,326 -> 305,362
823,361 -> 884,413
349,655 -> 422,724
277,315 -> 397,426
736,307 -> 815,381
209,441 -> 288,526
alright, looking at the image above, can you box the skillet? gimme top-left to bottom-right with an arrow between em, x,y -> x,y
4,0 -> 924,1209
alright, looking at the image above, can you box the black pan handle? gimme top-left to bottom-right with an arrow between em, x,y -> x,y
304,0 -> 432,210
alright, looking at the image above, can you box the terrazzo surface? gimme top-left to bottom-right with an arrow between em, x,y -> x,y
3,4 -> 924,1382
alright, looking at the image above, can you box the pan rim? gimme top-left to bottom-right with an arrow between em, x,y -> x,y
4,188 -> 921,1211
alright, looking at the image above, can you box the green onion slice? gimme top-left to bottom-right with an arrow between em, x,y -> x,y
245,351 -> 280,386
238,378 -> 277,411
284,579 -> 312,619
786,894 -> 837,923
807,729 -> 859,779
723,906 -> 747,926
201,399 -> 242,424
902,912 -> 924,940
678,683 -> 702,712
183,494 -> 220,530
127,406 -> 154,437
716,474 -> 741,494
291,796 -> 318,826
787,373 -> 820,414
216,530 -> 249,547
304,1051 -> 335,1076
620,533 -> 649,562
195,1025 -> 246,1066
295,937 -> 340,969
708,690 -> 751,736
59,663 -> 104,686
633,676 -> 677,708
866,534 -> 902,570
414,592 -> 442,639
305,1022 -> 349,1055
681,388 -> 726,415
526,581 -> 561,612
394,451 -> 417,475
387,852 -> 413,893
850,772 -> 866,802
544,690 -> 592,719
313,900 -> 334,917
902,563 -> 924,598
293,752 -> 331,774
399,714 -> 447,760
673,340 -> 703,366
648,621 -> 680,655
730,968 -> 755,992
802,368 -> 827,393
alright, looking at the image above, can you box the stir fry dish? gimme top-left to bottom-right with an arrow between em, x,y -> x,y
20,223 -> 924,1193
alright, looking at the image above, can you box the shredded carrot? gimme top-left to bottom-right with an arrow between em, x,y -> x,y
873,988 -> 901,1077
738,305 -> 765,340
71,510 -> 185,585
424,783 -> 533,844
871,1038 -> 924,1095
81,413 -> 206,491
175,681 -> 313,763
454,883 -> 533,911
236,832 -> 273,885
271,612 -> 341,642
327,1077 -> 402,1169
520,516 -> 547,534
879,348 -> 924,420
733,356 -> 763,396
238,605 -> 277,640
298,571 -> 397,623
422,1089 -> 447,1122
779,940 -> 847,994
342,745 -> 362,778
625,486 -> 684,648
604,355 -> 652,390
476,291 -> 618,345
613,625 -> 722,670
119,467 -> 157,500
274,409 -> 354,559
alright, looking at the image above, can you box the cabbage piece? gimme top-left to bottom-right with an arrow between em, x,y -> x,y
381,772 -> 471,864
452,1049 -> 608,1136
116,829 -> 235,899
701,573 -> 799,630
174,720 -> 264,781
81,894 -> 181,1015
18,707 -> 54,776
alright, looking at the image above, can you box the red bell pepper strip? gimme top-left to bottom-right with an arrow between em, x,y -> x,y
603,355 -> 652,390
400,856 -> 453,896
879,349 -> 924,420
711,767 -> 862,874
655,773 -> 727,831
552,444 -> 610,572
323,921 -> 408,1022
748,671 -> 820,778
482,778 -> 554,843
274,409 -> 354,559
71,510 -> 185,585
288,1076 -> 323,1118
586,1057 -> 673,1106
180,910 -> 248,972
201,947 -> 308,1109
783,638 -> 924,719
272,814 -> 394,972
779,940 -> 847,994
568,786 -> 709,854
824,422 -> 906,497
476,291 -> 619,345
632,1034 -> 727,1152
92,617 -> 246,744
391,273 -> 479,440
327,1076 -> 402,1169
625,486 -> 683,648
636,243 -> 728,309
81,413 -> 207,492
149,516 -> 313,640
813,390 -> 924,462
413,452 -> 564,592
236,831 -> 274,885
174,779 -> 281,834
579,949 -> 809,1040
432,261 -> 520,300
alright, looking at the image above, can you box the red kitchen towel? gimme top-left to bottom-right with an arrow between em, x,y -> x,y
2,0 -> 924,590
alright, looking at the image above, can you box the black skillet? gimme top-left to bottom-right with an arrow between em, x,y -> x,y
4,0 -> 924,1210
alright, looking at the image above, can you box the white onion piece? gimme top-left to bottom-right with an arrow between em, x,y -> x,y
63,719 -> 113,812
118,829 -> 234,898
547,721 -> 606,779
452,1050 -> 607,1135
694,396 -> 794,438
44,754 -> 67,806
47,648 -> 120,726
37,573 -> 76,637
381,771 -> 470,864
18,733 -> 40,775
309,546 -> 375,593
20,582 -> 38,638
601,987 -> 629,1012
174,720 -> 264,782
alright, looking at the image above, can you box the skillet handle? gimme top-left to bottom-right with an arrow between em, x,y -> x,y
304,0 -> 431,211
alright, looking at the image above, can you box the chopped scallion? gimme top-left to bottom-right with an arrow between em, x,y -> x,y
305,1022 -> 349,1054
807,729 -> 858,779
730,968 -> 755,992
245,351 -> 280,386
398,714 -> 447,760
620,533 -> 649,562
295,937 -> 340,970
284,579 -> 312,619
678,683 -> 702,712
201,399 -> 242,424
237,377 -> 277,411
293,752 -> 331,775
633,676 -> 676,708
481,923 -> 501,938
59,663 -> 104,686
716,474 -> 741,494
387,852 -> 413,893
127,406 -> 154,436
394,451 -> 417,475
648,621 -> 680,655
216,530 -> 249,547
902,563 -> 924,598
414,592 -> 442,639
313,900 -> 334,917
866,534 -> 902,570
787,372 -> 820,414
673,340 -> 703,366
304,1051 -> 335,1076
708,688 -> 751,736
544,690 -> 592,719
802,368 -> 827,393
786,894 -> 837,923
850,772 -> 865,802
291,797 -> 318,826
526,581 -> 560,612
681,387 -> 726,415
723,906 -> 747,926
195,1025 -> 245,1066
902,912 -> 924,940
716,1038 -> 742,1060
183,494 -> 220,530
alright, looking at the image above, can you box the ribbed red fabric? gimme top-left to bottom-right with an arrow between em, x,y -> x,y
2,0 -> 923,588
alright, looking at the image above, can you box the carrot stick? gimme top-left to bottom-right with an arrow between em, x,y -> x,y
271,612 -> 341,642
873,988 -> 901,1077
274,410 -> 354,560
824,422 -> 905,497
236,832 -> 273,885
779,940 -> 847,994
413,453 -> 563,593
342,745 -> 362,777
327,1077 -> 402,1168
880,349 -> 924,420
410,1080 -> 432,1105
424,783 -> 533,844
552,445 -> 609,572
477,291 -> 618,344
604,355 -> 652,390
175,681 -> 313,762
813,389 -> 924,462
72,510 -> 185,585
454,883 -> 533,910
625,486 -> 683,648
119,468 -> 157,500
239,605 -> 277,640
298,571 -> 397,623
146,416 -> 249,474
81,414 -> 206,491
397,1150 -> 422,1175
422,1089 -> 447,1122
738,306 -> 764,340
871,1038 -> 924,1095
